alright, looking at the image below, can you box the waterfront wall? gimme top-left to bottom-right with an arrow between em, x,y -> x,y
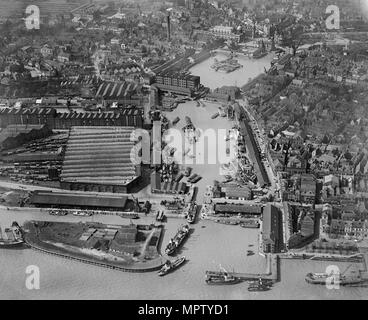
24,223 -> 165,273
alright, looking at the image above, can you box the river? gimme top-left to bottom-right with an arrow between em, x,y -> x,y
1,52 -> 367,300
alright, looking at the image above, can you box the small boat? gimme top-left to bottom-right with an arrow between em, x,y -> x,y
119,213 -> 139,219
240,220 -> 260,229
0,222 -> 24,248
165,224 -> 190,255
186,202 -> 197,224
211,112 -> 219,119
246,250 -> 255,256
185,184 -> 196,202
205,269 -> 242,285
215,219 -> 239,226
248,278 -> 272,292
190,176 -> 202,184
305,268 -> 364,286
183,166 -> 192,177
158,256 -> 186,276
172,117 -> 180,125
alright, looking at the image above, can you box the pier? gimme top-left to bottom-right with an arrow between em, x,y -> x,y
207,254 -> 279,283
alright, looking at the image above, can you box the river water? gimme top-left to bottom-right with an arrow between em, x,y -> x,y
1,53 -> 367,300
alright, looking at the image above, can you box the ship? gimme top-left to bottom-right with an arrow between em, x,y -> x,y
305,265 -> 365,286
158,256 -> 186,276
165,224 -> 190,255
205,267 -> 242,285
0,222 -> 25,248
185,202 -> 197,224
240,219 -> 260,229
118,212 -> 139,219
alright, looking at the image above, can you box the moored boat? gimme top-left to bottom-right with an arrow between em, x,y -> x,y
305,270 -> 363,286
165,224 -> 190,255
211,112 -> 219,119
0,222 -> 24,248
186,202 -> 197,224
240,220 -> 260,229
215,219 -> 239,226
158,256 -> 186,276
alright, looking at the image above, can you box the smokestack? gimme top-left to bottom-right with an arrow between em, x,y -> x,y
167,14 -> 171,42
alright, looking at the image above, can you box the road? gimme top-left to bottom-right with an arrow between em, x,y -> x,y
237,98 -> 280,198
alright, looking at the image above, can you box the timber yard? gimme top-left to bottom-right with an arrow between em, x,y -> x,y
1,0 -> 368,300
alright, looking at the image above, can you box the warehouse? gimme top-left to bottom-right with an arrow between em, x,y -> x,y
60,126 -> 141,193
0,108 -> 144,129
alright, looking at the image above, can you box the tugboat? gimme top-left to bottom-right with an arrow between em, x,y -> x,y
205,267 -> 242,285
165,224 -> 190,255
158,256 -> 186,276
305,265 -> 364,286
248,278 -> 273,292
0,222 -> 24,248
185,184 -> 196,203
186,202 -> 197,224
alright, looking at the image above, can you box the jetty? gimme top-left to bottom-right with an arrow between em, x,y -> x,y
206,254 -> 279,283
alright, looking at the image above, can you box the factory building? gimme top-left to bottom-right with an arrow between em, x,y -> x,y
154,72 -> 201,97
60,126 -> 141,193
0,108 -> 144,129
